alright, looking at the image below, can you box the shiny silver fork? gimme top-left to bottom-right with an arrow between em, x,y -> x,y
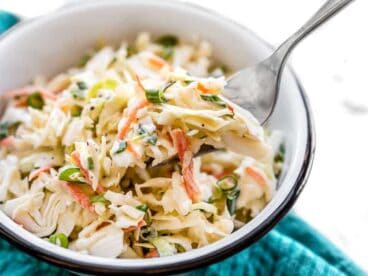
223,0 -> 354,125
152,0 -> 354,168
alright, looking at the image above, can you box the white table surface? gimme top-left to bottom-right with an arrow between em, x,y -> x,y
2,0 -> 368,271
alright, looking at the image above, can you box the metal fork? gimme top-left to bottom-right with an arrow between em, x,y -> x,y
223,0 -> 354,125
152,0 -> 354,167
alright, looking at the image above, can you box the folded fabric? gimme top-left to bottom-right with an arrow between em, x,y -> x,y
0,10 -> 365,276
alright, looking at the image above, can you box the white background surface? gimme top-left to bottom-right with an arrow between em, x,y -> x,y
2,0 -> 368,271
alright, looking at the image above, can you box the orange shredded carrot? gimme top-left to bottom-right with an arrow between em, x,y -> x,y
14,97 -> 28,108
29,166 -> 52,181
170,129 -> 200,202
40,90 -> 57,100
214,170 -> 233,180
245,166 -> 267,187
60,105 -> 69,113
117,98 -> 149,140
145,249 -> 159,258
135,74 -> 145,92
62,182 -> 95,212
197,82 -> 211,94
127,141 -> 142,160
227,104 -> 234,113
148,55 -> 167,70
71,151 -> 104,193
0,136 -> 14,147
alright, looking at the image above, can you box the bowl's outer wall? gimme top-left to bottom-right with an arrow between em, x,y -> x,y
0,0 -> 315,274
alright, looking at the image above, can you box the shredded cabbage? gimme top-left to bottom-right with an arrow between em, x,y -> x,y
0,33 -> 282,259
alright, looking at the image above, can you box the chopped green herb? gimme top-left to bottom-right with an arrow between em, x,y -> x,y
139,226 -> 157,242
71,88 -> 85,99
226,189 -> 240,215
156,35 -> 178,47
274,144 -> 285,163
59,167 -> 84,183
78,53 -> 91,67
146,135 -> 158,145
145,89 -> 167,104
224,112 -> 235,119
76,81 -> 88,90
280,143 -> 285,154
127,45 -> 137,57
90,195 -> 110,204
49,233 -> 69,248
175,244 -> 186,253
227,189 -> 240,200
200,94 -> 226,107
183,80 -> 193,85
217,175 -> 238,191
115,141 -> 127,154
162,81 -> 176,92
87,157 -> 94,170
137,124 -> 147,135
70,105 -> 83,117
161,46 -> 174,60
136,204 -> 148,212
0,122 -> 9,139
27,92 -> 44,110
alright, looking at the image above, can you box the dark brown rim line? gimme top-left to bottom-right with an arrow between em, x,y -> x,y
0,4 -> 316,276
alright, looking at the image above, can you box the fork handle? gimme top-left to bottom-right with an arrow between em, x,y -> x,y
271,0 -> 354,69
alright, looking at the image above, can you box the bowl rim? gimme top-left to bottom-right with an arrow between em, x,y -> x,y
0,1 -> 315,274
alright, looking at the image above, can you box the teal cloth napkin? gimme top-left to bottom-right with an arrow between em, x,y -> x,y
0,11 -> 365,276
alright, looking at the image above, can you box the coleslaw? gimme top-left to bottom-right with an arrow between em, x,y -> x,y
0,33 -> 283,258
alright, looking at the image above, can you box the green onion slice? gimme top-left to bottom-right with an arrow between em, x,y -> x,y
200,94 -> 226,107
127,45 -> 137,57
27,92 -> 44,110
49,233 -> 69,248
70,105 -> 83,117
0,122 -> 9,139
274,144 -> 285,163
90,195 -> 110,204
137,124 -> 147,135
156,35 -> 178,47
78,54 -> 91,67
136,203 -> 148,212
71,88 -> 85,99
115,141 -> 127,154
59,167 -> 84,183
226,189 -> 240,215
87,157 -> 94,170
139,226 -> 158,242
161,46 -> 174,60
76,81 -> 88,90
145,89 -> 167,104
150,237 -> 176,256
146,135 -> 158,145
216,175 -> 238,191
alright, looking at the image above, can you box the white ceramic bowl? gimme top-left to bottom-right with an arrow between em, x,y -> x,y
0,0 -> 315,274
